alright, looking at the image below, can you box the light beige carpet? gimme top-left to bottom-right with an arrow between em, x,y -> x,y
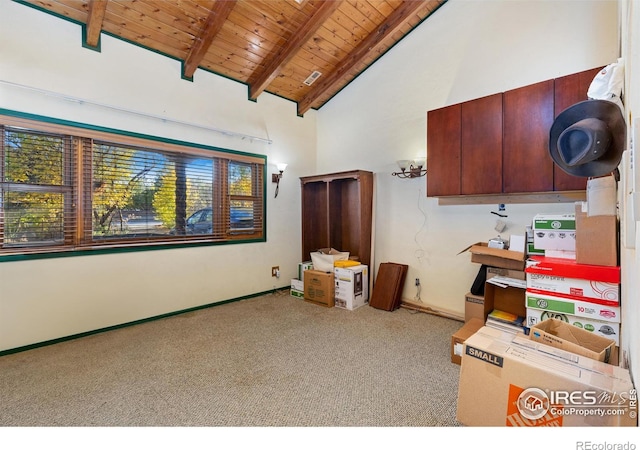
0,292 -> 463,426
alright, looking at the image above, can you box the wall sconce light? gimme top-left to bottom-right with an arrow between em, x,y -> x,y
272,163 -> 287,198
392,158 -> 426,178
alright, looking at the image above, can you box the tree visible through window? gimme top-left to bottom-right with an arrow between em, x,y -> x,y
2,129 -> 70,246
0,119 -> 265,257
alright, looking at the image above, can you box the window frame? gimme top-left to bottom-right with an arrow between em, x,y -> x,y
0,109 -> 267,262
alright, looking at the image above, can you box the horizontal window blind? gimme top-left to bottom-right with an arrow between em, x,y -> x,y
0,117 -> 265,257
1,127 -> 75,249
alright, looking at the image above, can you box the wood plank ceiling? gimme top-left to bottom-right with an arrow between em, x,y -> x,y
19,0 -> 447,116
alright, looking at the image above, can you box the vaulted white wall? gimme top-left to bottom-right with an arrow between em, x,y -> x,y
0,1 -> 313,351
316,0 -> 636,373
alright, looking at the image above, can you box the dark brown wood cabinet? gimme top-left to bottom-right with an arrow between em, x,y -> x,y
426,93 -> 503,196
426,104 -> 461,196
300,170 -> 373,268
553,67 -> 603,191
503,79 -> 554,193
426,67 -> 602,198
461,93 -> 503,195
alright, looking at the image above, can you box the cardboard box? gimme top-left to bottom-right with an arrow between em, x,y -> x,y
464,292 -> 485,322
334,265 -> 369,310
526,256 -> 620,303
575,203 -> 619,267
586,176 -> 617,216
486,267 -> 525,281
459,242 -> 526,271
298,261 -> 314,281
526,242 -> 545,256
533,213 -> 576,251
451,318 -> 484,365
529,318 -> 616,362
303,269 -> 335,307
482,280 -> 526,322
526,307 -> 620,345
457,326 -> 637,427
525,290 -> 620,323
544,249 -> 576,260
290,278 -> 304,299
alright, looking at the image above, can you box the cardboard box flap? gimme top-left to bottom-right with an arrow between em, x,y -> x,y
533,319 -> 615,352
486,275 -> 527,289
459,242 -> 526,262
529,318 -> 615,363
526,256 -> 620,283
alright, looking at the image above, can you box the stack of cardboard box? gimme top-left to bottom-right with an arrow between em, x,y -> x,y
525,256 -> 621,362
525,199 -> 621,364
455,181 -> 634,426
452,243 -> 528,365
290,260 -> 369,311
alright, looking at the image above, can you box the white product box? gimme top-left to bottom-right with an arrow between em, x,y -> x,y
526,307 -> 620,345
297,261 -> 314,280
525,256 -> 620,303
290,278 -> 304,299
532,213 -> 576,251
334,265 -> 368,310
525,290 -> 620,323
526,273 -> 619,303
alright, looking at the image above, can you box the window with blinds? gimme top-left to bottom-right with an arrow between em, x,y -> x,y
0,118 -> 265,257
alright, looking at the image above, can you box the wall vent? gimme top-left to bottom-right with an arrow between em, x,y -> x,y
303,70 -> 322,86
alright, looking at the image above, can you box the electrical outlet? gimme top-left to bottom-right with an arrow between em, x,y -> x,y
415,278 -> 420,286
271,266 -> 279,277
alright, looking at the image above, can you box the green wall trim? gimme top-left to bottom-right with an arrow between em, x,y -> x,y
0,235 -> 266,263
0,288 -> 289,357
81,24 -> 101,52
0,108 -> 267,161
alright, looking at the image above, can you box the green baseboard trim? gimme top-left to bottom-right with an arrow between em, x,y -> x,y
0,287 -> 289,357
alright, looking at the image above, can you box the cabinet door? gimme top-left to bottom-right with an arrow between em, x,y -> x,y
553,67 -> 603,191
427,104 -> 461,196
503,80 -> 554,193
461,93 -> 503,195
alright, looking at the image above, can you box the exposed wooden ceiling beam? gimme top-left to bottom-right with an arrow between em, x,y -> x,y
296,0 -> 426,116
183,0 -> 237,79
85,0 -> 108,48
248,0 -> 341,101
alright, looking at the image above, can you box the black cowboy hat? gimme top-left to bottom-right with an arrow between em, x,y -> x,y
549,99 -> 626,177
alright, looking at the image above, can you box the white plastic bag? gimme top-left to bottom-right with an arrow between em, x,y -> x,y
588,59 -> 624,110
310,248 -> 349,272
